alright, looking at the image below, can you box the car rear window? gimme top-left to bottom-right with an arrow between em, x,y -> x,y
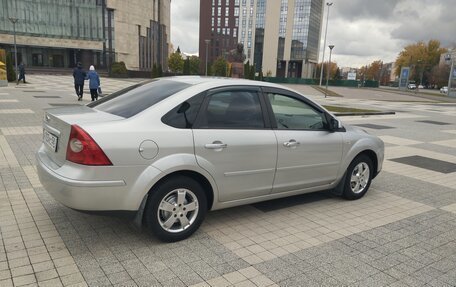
88,79 -> 191,118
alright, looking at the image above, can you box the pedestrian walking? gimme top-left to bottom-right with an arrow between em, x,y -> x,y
17,62 -> 26,84
86,65 -> 100,101
73,62 -> 86,101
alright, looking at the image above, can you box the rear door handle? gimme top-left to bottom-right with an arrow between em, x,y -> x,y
283,140 -> 300,147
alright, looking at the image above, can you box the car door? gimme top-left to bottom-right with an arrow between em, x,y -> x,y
263,88 -> 344,193
193,86 -> 277,202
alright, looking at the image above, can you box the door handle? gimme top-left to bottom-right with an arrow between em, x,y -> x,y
283,140 -> 300,147
205,143 -> 228,149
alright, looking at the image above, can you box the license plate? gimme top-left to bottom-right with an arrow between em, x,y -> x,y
43,130 -> 58,152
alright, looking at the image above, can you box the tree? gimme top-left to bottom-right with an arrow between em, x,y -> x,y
316,61 -> 338,80
335,67 -> 342,80
176,46 -> 181,54
168,51 -> 184,74
244,60 -> 250,79
430,64 -> 450,88
359,60 -> 383,80
395,40 -> 447,85
249,64 -> 255,80
188,56 -> 200,75
6,52 -> 16,82
211,57 -> 228,76
183,58 -> 190,75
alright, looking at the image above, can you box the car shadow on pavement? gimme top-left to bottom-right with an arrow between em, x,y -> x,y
251,190 -> 338,212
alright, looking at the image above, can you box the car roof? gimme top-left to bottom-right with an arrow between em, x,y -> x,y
162,76 -> 287,89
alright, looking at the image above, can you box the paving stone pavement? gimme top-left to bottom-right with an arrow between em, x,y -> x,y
0,75 -> 455,286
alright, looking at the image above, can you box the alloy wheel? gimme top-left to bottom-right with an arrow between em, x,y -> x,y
157,188 -> 199,233
350,162 -> 370,194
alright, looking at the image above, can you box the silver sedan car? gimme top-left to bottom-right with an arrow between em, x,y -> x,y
37,77 -> 384,242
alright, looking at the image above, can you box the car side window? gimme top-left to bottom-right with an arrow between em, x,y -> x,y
198,90 -> 264,129
268,93 -> 327,130
161,93 -> 205,128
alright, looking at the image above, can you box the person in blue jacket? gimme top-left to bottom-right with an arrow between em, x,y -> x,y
86,65 -> 100,101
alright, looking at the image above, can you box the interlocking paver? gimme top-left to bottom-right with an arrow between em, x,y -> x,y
1,75 -> 456,286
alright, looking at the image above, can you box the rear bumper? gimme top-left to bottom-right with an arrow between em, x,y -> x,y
36,150 -> 136,211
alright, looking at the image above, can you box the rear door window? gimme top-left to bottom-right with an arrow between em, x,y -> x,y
196,89 -> 265,129
88,79 -> 190,118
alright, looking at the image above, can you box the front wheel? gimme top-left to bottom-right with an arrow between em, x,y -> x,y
342,155 -> 373,200
144,176 -> 207,242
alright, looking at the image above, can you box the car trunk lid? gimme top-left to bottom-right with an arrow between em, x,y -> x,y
42,105 -> 124,167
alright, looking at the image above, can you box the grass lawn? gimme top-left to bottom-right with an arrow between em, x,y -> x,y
323,105 -> 379,113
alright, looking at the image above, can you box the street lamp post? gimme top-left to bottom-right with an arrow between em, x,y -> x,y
205,39 -> 210,76
8,17 -> 19,82
319,2 -> 333,86
447,51 -> 455,97
325,45 -> 334,98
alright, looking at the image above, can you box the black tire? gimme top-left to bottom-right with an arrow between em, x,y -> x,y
342,154 -> 373,200
144,176 -> 207,242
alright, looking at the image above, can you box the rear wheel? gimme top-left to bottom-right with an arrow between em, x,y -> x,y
343,155 -> 373,200
144,176 -> 207,242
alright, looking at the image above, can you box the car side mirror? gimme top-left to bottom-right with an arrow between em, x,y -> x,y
329,117 -> 341,132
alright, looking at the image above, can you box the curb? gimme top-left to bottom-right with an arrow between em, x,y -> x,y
334,111 -> 396,117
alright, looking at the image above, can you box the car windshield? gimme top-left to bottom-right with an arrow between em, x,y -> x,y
88,79 -> 191,118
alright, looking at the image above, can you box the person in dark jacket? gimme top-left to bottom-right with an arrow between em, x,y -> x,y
86,65 -> 100,101
17,62 -> 26,84
73,62 -> 86,101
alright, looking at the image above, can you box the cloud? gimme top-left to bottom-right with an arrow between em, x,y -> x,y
331,0 -> 404,20
171,0 -> 200,54
171,0 -> 456,68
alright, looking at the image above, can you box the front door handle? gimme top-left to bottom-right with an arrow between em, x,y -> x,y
205,141 -> 227,149
283,140 -> 300,148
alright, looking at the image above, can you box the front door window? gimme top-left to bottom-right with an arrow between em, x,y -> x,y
268,93 -> 327,130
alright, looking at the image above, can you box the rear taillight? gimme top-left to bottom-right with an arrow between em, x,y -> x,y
66,125 -> 112,166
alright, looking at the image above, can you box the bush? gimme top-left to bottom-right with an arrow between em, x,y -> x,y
152,64 -> 159,78
110,61 -> 128,77
6,53 -> 16,82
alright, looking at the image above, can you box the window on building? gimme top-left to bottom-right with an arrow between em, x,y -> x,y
233,29 -> 237,37
225,18 -> 229,26
234,7 -> 239,16
235,18 -> 239,27
235,0 -> 240,6
218,7 -> 221,15
217,17 -> 221,26
212,7 -> 215,16
226,7 -> 229,16
227,28 -> 230,35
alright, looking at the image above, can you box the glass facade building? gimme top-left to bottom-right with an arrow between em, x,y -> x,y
0,0 -> 169,71
200,0 -> 323,78
0,0 -> 104,41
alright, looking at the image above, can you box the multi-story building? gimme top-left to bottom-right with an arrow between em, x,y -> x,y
199,0 -> 324,78
0,0 -> 169,72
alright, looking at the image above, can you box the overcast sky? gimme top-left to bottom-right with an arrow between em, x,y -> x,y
170,0 -> 456,68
